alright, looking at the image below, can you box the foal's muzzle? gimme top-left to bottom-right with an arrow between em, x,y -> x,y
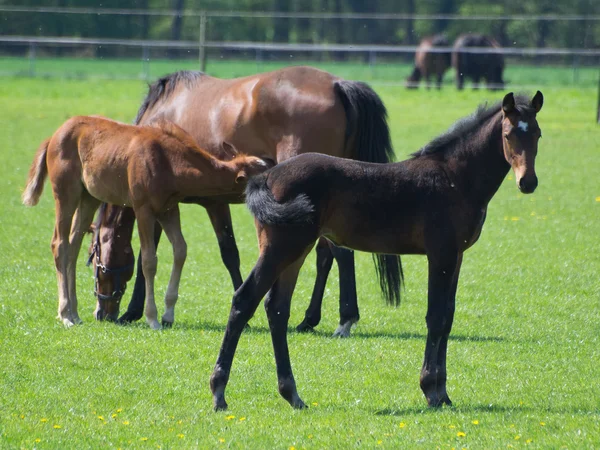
518,174 -> 538,194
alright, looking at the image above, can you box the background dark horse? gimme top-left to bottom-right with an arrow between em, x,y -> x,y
452,34 -> 505,90
96,66 -> 396,336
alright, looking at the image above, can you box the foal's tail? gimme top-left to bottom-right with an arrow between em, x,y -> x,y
373,254 -> 403,306
245,174 -> 314,226
334,79 -> 394,164
22,138 -> 50,207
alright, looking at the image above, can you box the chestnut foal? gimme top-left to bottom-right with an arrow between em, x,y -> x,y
23,116 -> 270,329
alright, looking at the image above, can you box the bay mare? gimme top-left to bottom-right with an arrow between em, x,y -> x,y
210,92 -> 544,410
22,116 -> 269,329
95,66 -> 395,336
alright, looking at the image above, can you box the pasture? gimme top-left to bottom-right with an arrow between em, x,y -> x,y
0,67 -> 599,448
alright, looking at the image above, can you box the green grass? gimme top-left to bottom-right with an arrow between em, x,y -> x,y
0,70 -> 599,448
0,55 -> 598,88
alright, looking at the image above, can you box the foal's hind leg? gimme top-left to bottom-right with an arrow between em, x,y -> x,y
156,206 -> 187,328
51,192 -> 80,327
66,193 -> 100,324
210,252 -> 280,411
297,237 -> 334,332
265,254 -> 312,409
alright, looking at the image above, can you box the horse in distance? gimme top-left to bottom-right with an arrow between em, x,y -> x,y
209,91 -> 544,410
23,116 -> 270,328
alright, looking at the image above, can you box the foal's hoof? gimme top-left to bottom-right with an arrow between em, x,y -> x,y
161,320 -> 173,329
147,319 -> 162,330
426,393 -> 453,408
291,398 -> 308,410
62,318 -> 75,328
213,395 -> 228,411
296,320 -> 315,333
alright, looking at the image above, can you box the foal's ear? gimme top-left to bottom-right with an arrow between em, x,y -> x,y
502,92 -> 516,114
531,90 -> 543,113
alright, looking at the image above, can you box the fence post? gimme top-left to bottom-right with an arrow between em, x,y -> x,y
28,42 -> 36,77
199,11 -> 207,72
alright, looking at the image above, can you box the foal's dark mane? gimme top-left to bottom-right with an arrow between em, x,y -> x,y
134,71 -> 205,125
412,95 -> 533,158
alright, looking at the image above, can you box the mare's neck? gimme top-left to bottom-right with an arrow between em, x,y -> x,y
449,113 -> 510,207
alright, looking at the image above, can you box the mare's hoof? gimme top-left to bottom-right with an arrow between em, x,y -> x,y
72,316 -> 83,325
62,318 -> 75,328
426,394 -> 452,408
161,320 -> 173,329
117,311 -> 143,324
296,320 -> 315,333
332,321 -> 354,338
291,398 -> 308,409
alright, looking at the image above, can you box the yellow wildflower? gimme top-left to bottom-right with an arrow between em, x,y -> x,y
177,420 -> 183,425
457,432 -> 466,437
225,415 -> 235,420
40,418 -> 48,423
449,425 -> 456,429
177,434 -> 184,439
140,437 -> 148,441
399,422 -> 406,428
515,435 -> 521,440
596,197 -> 600,202
239,417 -> 246,422
98,415 -> 105,421
312,402 -> 319,406
540,422 -> 546,426
526,439 -> 533,444
34,439 -> 41,443
308,434 -> 313,439
53,425 -> 62,429
122,421 -> 130,425
290,447 -> 296,450
112,413 -> 118,419
116,408 -> 123,413
20,415 -> 25,419
472,420 -> 479,425
219,438 -> 225,443
511,217 -> 519,221
377,440 -> 383,445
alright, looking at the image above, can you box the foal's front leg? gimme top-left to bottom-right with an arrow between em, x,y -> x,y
420,250 -> 460,407
136,207 -> 161,330
157,206 -> 187,327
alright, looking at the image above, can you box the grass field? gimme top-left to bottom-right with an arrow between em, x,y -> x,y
0,65 -> 599,448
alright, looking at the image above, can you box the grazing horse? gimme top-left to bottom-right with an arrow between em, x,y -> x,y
22,116 -> 270,328
452,34 -> 505,90
210,91 -> 544,410
94,66 -> 395,337
406,35 -> 451,89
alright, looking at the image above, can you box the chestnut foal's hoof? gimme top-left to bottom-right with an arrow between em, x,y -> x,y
332,320 -> 355,338
161,320 -> 173,329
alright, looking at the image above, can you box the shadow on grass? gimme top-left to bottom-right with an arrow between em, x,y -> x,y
373,403 -> 600,416
152,320 -> 506,343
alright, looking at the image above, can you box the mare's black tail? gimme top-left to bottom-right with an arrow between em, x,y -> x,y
245,174 -> 314,226
335,79 -> 403,305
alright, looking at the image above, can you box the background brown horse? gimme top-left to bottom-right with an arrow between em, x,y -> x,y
23,116 -> 269,329
210,91 -> 543,410
406,35 -> 451,89
96,66 -> 396,336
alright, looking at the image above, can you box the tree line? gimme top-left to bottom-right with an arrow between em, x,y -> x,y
1,0 -> 598,56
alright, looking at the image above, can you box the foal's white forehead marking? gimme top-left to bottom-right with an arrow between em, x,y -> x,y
517,120 -> 529,132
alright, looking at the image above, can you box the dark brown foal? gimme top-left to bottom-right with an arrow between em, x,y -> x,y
210,91 -> 544,410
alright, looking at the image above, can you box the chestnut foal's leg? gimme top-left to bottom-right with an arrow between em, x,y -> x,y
135,207 -> 161,330
156,206 -> 187,327
420,249 -> 460,407
66,194 -> 100,324
205,203 -> 243,290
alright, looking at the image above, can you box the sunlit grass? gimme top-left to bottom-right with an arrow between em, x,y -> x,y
0,73 -> 598,448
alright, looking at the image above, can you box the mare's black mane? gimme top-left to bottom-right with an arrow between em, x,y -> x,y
412,95 -> 534,158
134,71 -> 205,125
